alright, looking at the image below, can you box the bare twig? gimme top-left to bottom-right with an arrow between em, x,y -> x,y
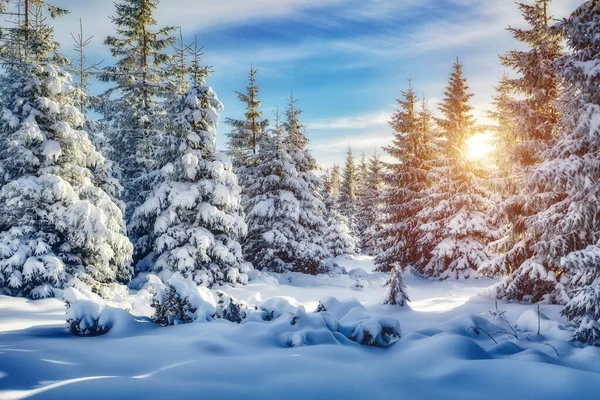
468,326 -> 498,344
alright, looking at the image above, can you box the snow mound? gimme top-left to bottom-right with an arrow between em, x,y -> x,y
64,288 -> 133,337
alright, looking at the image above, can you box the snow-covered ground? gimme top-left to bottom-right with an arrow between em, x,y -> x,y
1,256 -> 599,400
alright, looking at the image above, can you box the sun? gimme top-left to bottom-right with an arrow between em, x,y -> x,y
466,131 -> 495,163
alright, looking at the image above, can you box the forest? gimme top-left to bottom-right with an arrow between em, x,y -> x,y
0,1 -> 599,399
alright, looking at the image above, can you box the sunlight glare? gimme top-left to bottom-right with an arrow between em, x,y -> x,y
466,131 -> 495,162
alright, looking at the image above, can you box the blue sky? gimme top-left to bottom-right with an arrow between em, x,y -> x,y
50,0 -> 581,169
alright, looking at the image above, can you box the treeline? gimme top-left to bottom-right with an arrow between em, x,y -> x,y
0,0 -> 599,346
374,0 -> 600,345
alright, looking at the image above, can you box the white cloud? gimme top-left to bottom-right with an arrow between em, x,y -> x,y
307,110 -> 391,130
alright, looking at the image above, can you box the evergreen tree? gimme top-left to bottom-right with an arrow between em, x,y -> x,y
282,92 -> 329,274
419,61 -> 496,279
339,147 -> 358,232
225,65 -> 268,170
559,2 -> 600,344
486,0 -> 600,308
375,82 -> 433,273
130,40 -> 250,286
419,60 -> 496,279
97,0 -> 175,221
361,152 -> 386,255
0,2 -> 132,298
481,0 -> 566,297
499,0 -> 562,168
382,266 -> 409,306
355,151 -> 370,250
244,110 -> 331,272
325,164 -> 341,201
323,204 -> 357,258
69,18 -> 102,115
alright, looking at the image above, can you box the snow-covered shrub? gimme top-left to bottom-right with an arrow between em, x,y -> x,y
64,288 -> 112,337
345,317 -> 401,347
315,297 -> 364,319
147,273 -> 216,326
317,296 -> 402,347
214,290 -> 250,323
252,296 -> 305,322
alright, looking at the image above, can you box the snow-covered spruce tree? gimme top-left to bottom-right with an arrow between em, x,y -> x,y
489,0 -> 600,310
0,2 -> 132,298
130,40 -> 250,287
245,110 -> 334,271
499,0 -> 562,169
243,111 -> 301,272
481,0 -> 564,282
322,162 -> 356,257
355,152 -> 370,250
67,23 -> 123,210
339,147 -> 359,233
323,192 -> 357,258
97,0 -> 175,222
375,82 -> 434,273
418,61 -> 496,279
382,266 -> 409,306
225,65 -> 268,172
360,152 -> 386,255
325,163 -> 341,201
555,0 -> 600,308
282,92 -> 329,274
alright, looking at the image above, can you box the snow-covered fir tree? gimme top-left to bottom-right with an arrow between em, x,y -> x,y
225,65 -> 268,171
282,92 -> 329,274
62,20 -> 123,209
339,147 -> 359,233
375,82 -> 433,273
322,161 -> 356,257
481,0 -> 566,298
420,61 -> 497,279
486,0 -> 600,308
244,110 -> 333,272
96,0 -> 175,222
419,61 -> 496,279
325,164 -> 341,200
0,2 -> 132,298
499,0 -> 562,169
382,266 -> 409,306
482,0 -> 563,277
360,152 -> 386,255
558,0 -> 600,344
323,181 -> 356,258
129,40 -> 250,287
355,151 -> 370,250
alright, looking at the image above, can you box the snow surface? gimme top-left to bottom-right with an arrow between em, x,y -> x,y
1,256 -> 600,399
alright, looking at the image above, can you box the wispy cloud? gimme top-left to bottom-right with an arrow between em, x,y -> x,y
307,110 -> 392,131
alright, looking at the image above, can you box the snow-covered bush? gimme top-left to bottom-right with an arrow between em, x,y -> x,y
344,317 -> 401,347
214,290 -> 250,323
64,287 -> 114,337
147,273 -> 216,326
